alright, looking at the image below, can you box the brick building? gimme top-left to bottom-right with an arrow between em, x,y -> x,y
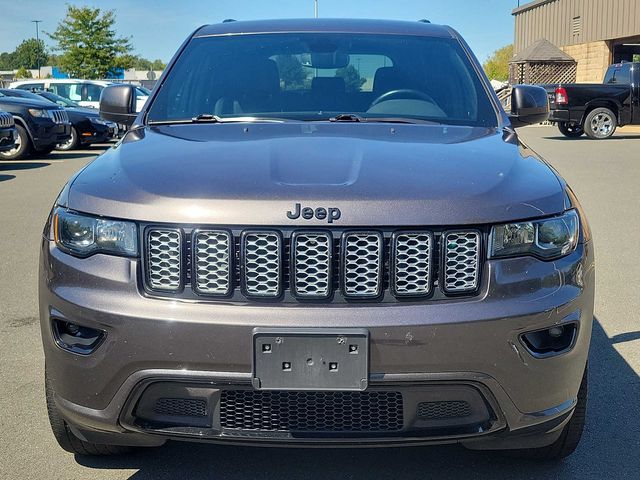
513,0 -> 640,83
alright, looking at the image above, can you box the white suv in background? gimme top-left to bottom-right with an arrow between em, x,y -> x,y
9,79 -> 149,112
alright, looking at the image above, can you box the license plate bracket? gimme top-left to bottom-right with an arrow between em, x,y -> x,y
252,328 -> 369,391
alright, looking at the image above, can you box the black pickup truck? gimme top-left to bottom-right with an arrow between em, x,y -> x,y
544,62 -> 640,139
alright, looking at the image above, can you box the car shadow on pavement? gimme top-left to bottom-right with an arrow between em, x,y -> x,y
0,174 -> 16,182
75,318 -> 639,480
47,152 -> 98,161
0,162 -> 50,173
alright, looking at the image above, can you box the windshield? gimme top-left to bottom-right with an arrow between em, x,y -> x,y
41,92 -> 79,108
147,33 -> 497,127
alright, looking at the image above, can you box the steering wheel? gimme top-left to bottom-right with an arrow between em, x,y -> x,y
370,89 -> 436,108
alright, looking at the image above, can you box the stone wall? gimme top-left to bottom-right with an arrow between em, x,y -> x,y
561,41 -> 611,83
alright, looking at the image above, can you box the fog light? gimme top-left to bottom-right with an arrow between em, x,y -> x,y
548,326 -> 564,338
521,322 -> 577,358
52,318 -> 105,355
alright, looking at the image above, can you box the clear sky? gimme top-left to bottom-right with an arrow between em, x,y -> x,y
0,0 -> 521,63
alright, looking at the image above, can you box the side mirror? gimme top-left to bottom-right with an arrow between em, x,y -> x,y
99,84 -> 137,126
509,84 -> 549,128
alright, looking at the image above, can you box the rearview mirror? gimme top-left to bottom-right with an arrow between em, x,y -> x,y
99,84 -> 137,126
310,52 -> 350,69
509,85 -> 549,128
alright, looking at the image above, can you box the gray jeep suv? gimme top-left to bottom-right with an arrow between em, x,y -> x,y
40,19 -> 594,459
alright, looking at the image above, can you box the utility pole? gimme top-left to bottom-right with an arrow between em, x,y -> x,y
31,20 -> 43,79
314,0 -> 318,18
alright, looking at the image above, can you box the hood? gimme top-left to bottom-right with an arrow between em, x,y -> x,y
67,123 -> 565,226
66,106 -> 100,116
0,96 -> 61,109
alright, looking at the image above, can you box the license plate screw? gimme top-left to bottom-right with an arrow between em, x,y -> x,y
329,362 -> 338,371
349,344 -> 358,354
337,336 -> 346,345
275,337 -> 283,344
262,344 -> 272,353
282,362 -> 291,371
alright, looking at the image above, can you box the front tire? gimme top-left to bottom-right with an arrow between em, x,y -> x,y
45,369 -> 133,456
558,122 -> 584,138
510,365 -> 588,460
56,126 -> 79,151
584,108 -> 617,139
0,124 -> 31,160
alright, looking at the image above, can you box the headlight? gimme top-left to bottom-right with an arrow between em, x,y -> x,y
489,210 -> 579,260
54,209 -> 138,257
89,117 -> 109,125
28,108 -> 52,118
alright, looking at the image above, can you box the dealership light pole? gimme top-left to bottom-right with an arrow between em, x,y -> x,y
32,20 -> 43,78
314,0 -> 318,18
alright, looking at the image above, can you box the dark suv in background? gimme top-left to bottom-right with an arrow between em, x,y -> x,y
0,89 -> 117,150
41,19 -> 594,460
0,91 -> 71,160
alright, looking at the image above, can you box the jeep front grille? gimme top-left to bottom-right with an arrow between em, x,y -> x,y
0,112 -> 14,128
145,229 -> 182,291
51,109 -> 69,124
291,231 -> 332,298
142,227 -> 482,302
443,231 -> 481,293
193,230 -> 232,295
392,232 -> 433,297
342,232 -> 383,298
241,231 -> 282,297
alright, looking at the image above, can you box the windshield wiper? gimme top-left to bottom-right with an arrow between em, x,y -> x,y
326,114 -> 441,125
148,115 -> 293,125
329,113 -> 363,122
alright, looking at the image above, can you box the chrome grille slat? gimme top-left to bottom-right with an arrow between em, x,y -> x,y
146,229 -> 182,291
443,231 -> 480,293
193,230 -> 232,295
242,231 -> 282,297
393,232 -> 432,296
291,232 -> 332,298
51,109 -> 69,124
342,232 -> 383,298
0,112 -> 14,128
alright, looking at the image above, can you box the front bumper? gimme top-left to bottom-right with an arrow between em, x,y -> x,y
31,119 -> 71,149
77,121 -> 116,145
39,238 -> 595,448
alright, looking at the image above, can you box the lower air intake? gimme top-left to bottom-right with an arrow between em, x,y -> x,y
154,398 -> 207,417
220,390 -> 403,432
417,400 -> 472,419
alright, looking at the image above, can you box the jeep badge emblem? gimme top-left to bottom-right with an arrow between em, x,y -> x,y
286,203 -> 341,223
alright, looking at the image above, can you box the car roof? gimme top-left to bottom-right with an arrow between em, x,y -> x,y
195,18 -> 454,38
10,79 -> 112,86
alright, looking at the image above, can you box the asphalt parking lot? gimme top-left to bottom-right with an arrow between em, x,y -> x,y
0,126 -> 639,479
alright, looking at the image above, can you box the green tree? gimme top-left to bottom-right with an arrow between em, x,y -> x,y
0,51 -> 16,70
15,66 -> 32,79
150,59 -> 166,70
275,55 -> 307,89
483,44 -> 513,81
13,38 -> 48,69
335,65 -> 366,92
48,5 -> 133,78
